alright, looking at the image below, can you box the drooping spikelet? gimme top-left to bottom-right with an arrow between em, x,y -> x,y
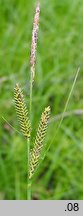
30,2 -> 40,81
14,83 -> 31,138
29,106 -> 50,179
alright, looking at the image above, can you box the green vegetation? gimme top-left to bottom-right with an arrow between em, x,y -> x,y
0,0 -> 83,200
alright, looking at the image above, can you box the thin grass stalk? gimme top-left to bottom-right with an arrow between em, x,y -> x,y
27,138 -> 31,200
27,3 -> 40,200
27,70 -> 33,200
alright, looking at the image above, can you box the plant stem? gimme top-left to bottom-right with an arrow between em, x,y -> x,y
27,69 -> 33,200
30,70 -> 33,121
27,138 -> 31,200
27,180 -> 32,200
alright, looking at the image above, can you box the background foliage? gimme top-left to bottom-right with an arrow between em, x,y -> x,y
0,0 -> 83,200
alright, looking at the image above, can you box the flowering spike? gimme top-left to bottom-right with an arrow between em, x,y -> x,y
30,2 -> 40,81
29,106 -> 50,179
14,83 -> 31,138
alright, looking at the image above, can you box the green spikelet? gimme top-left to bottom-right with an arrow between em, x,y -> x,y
14,83 -> 31,138
29,106 -> 50,179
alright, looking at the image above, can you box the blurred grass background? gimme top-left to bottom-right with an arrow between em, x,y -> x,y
0,0 -> 83,200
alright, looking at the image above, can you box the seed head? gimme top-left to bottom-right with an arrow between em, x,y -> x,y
14,83 -> 31,138
30,2 -> 40,81
29,106 -> 50,179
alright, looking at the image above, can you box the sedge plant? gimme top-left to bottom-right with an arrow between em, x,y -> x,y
13,2 -> 80,200
14,3 -> 51,200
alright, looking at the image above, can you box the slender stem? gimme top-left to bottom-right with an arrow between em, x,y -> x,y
27,2 -> 40,200
27,69 -> 33,200
27,138 -> 31,200
27,180 -> 32,200
30,69 -> 33,120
